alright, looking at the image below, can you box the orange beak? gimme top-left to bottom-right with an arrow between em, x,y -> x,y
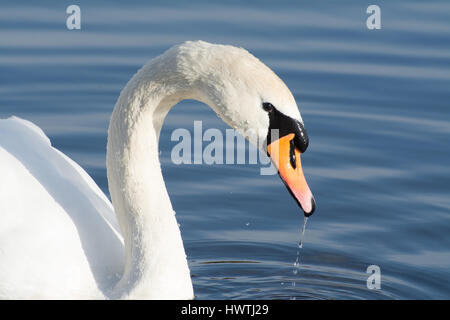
267,133 -> 315,216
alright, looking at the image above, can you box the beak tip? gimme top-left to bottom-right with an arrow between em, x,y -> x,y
303,197 -> 316,217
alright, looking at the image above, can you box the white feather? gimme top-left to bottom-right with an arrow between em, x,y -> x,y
0,41 -> 304,299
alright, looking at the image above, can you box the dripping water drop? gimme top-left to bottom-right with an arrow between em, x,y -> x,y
291,216 -> 309,289
298,216 -> 308,249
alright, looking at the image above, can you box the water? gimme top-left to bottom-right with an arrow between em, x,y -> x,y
293,217 -> 308,273
292,217 -> 307,292
298,216 -> 308,250
1,0 -> 449,299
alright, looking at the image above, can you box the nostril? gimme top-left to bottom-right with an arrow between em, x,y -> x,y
289,139 -> 296,169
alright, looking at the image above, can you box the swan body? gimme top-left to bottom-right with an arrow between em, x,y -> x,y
0,41 -> 314,299
0,117 -> 124,299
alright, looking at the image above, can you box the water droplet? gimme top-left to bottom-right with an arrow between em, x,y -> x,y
292,217 -> 308,276
298,216 -> 308,249
292,253 -> 300,275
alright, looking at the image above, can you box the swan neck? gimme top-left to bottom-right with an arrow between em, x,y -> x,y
106,64 -> 197,299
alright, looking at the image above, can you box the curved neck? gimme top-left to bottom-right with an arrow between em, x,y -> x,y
106,58 -> 211,299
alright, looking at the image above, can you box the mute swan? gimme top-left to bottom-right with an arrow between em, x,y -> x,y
0,41 -> 315,299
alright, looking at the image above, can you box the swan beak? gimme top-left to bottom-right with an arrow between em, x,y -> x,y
267,133 -> 315,216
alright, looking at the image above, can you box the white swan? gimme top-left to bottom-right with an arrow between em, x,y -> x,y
0,41 -> 315,299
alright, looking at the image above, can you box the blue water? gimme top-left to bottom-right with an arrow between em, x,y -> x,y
1,1 -> 449,299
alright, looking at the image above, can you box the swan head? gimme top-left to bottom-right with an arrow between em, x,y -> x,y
174,41 -> 315,215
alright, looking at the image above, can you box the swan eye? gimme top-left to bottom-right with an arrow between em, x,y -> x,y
262,102 -> 274,112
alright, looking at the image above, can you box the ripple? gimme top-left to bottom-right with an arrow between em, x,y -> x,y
187,240 -> 405,300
